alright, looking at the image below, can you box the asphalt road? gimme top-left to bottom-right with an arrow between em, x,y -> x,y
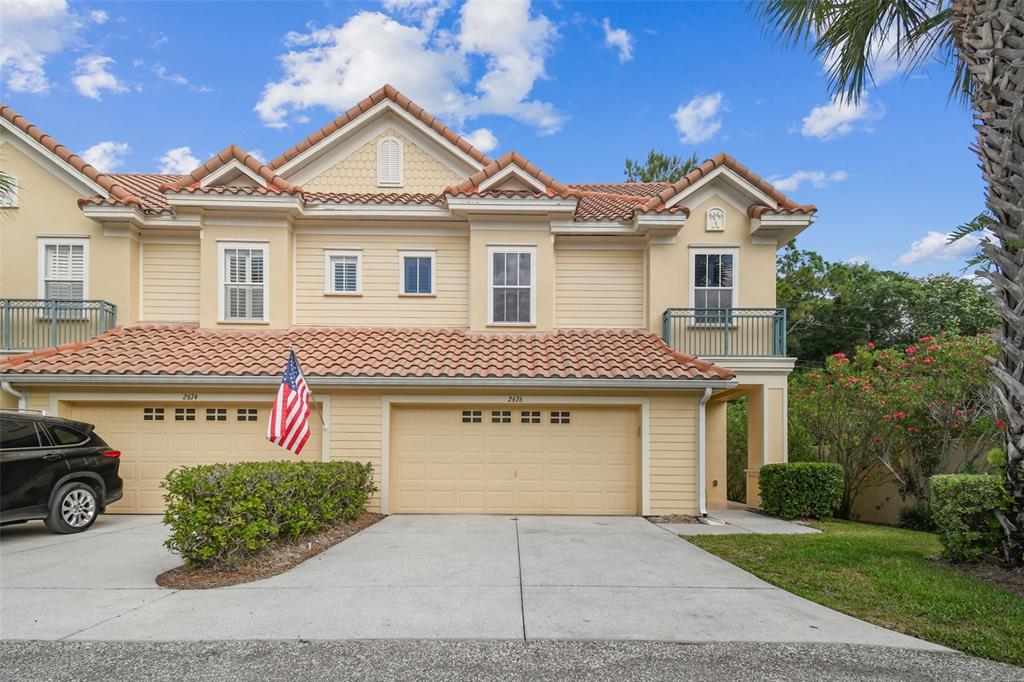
2,640 -> 1021,682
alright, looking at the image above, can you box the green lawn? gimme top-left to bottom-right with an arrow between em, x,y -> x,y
688,520 -> 1024,666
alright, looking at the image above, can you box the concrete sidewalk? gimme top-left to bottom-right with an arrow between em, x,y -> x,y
657,507 -> 821,536
1,514 -> 940,649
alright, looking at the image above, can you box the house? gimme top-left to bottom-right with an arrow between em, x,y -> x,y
0,85 -> 814,516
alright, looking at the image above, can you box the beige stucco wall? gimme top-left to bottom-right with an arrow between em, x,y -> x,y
0,142 -> 137,324
141,240 -> 201,323
647,191 -> 778,334
468,224 -> 555,332
303,128 -> 464,194
294,232 -> 469,327
555,247 -> 644,328
705,399 -> 728,507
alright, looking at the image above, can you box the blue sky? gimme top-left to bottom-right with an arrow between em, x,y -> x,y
0,0 -> 986,275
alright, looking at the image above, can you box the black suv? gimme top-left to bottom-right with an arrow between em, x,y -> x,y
0,411 -> 123,533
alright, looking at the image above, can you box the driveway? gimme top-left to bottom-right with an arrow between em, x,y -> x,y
1,514 -> 940,648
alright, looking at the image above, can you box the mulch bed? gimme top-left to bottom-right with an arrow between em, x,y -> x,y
951,560 -> 1024,599
645,514 -> 699,524
156,512 -> 385,590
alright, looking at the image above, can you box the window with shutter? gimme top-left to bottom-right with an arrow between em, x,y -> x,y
377,137 -> 403,186
691,248 -> 737,325
324,250 -> 361,294
38,239 -> 87,301
219,244 -> 267,321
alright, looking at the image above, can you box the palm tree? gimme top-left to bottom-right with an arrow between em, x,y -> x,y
0,170 -> 16,205
755,0 -> 1023,565
624,150 -> 700,183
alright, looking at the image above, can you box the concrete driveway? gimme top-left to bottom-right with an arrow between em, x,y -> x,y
1,514 -> 941,649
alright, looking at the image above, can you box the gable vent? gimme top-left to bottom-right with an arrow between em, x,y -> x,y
377,137 -> 403,186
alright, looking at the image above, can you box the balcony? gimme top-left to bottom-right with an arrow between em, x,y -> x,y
1,299 -> 118,352
661,308 -> 787,358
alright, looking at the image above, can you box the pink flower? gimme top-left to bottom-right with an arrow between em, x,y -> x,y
923,357 -> 935,364
919,336 -> 934,343
905,346 -> 917,355
866,342 -> 876,350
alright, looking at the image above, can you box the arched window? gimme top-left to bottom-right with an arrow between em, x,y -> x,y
377,137 -> 403,186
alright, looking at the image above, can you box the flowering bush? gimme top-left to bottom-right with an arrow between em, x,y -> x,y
790,334 -> 999,518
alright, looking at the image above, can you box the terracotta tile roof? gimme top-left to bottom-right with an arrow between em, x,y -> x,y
268,84 -> 494,170
303,191 -> 446,206
158,145 -> 301,194
79,174 -> 185,214
641,153 -> 817,215
444,151 -> 569,196
0,325 -> 734,382
568,182 -> 671,198
1,103 -> 144,208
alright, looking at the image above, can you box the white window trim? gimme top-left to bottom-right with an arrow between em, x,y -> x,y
398,250 -> 436,297
689,246 -> 739,324
376,136 -> 404,187
218,241 -> 269,323
37,237 -> 89,300
0,174 -> 18,207
324,249 -> 362,296
487,245 -> 537,327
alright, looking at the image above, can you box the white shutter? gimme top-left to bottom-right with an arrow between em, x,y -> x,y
377,138 -> 402,186
43,243 -> 85,300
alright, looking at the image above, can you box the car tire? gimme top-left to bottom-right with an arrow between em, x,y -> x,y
45,482 -> 99,534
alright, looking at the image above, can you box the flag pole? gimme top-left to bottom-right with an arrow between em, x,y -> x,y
290,346 -> 326,427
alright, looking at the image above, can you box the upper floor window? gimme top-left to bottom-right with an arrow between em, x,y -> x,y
488,247 -> 535,325
691,248 -> 736,323
39,238 -> 87,300
325,250 -> 361,294
377,137 -> 403,187
220,243 -> 267,322
400,251 -> 434,295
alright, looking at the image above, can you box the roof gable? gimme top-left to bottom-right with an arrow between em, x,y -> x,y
158,145 -> 300,194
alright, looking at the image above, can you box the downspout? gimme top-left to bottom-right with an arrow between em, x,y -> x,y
697,387 -> 712,517
2,381 -> 27,411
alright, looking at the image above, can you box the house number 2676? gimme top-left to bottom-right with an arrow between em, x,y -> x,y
507,395 -> 523,403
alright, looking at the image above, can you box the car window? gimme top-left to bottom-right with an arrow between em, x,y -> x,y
0,418 -> 41,449
49,425 -> 86,446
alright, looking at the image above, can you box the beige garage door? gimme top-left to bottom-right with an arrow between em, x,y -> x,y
390,404 -> 640,515
71,402 -> 322,513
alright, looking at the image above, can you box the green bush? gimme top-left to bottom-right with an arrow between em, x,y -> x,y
162,460 -> 376,568
759,462 -> 843,520
897,501 -> 936,532
930,474 -> 1006,562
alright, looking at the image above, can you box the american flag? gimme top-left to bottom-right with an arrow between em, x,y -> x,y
267,350 -> 311,455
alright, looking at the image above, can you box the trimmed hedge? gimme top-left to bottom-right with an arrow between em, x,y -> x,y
162,460 -> 376,568
930,474 -> 1006,562
759,462 -> 843,520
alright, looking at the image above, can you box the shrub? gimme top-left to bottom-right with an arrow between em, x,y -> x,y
930,474 -> 1007,562
759,462 -> 843,520
897,501 -> 936,532
163,460 -> 376,568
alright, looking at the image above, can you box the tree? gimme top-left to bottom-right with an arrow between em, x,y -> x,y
0,171 -> 15,205
756,0 -> 1024,564
624,149 -> 699,183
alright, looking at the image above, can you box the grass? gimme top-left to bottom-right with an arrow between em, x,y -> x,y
688,520 -> 1024,666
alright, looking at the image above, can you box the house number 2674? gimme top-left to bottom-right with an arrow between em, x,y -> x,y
181,393 -> 199,401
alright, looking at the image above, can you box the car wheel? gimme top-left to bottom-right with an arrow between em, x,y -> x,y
45,482 -> 99,534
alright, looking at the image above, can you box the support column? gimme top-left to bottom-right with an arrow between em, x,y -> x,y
705,400 -> 728,508
745,385 -> 765,507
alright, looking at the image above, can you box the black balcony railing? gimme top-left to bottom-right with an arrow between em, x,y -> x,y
661,308 -> 787,358
1,299 -> 117,352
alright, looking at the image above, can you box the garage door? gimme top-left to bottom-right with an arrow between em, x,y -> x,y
71,402 -> 322,513
390,405 -> 640,514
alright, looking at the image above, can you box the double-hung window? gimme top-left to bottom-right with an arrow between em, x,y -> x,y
400,251 -> 434,295
691,248 -> 736,325
39,239 -> 87,301
488,247 -> 535,325
220,243 -> 267,322
325,250 -> 361,294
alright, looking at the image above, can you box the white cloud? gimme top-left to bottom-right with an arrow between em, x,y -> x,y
89,10 -> 108,25
770,170 -> 848,193
801,94 -> 884,140
152,63 -> 212,92
0,0 -> 80,94
462,127 -> 498,153
72,55 -> 128,100
602,18 -> 633,63
158,146 -> 200,174
255,0 -> 564,135
897,231 -> 983,266
382,0 -> 452,32
249,149 -> 266,163
671,92 -> 724,144
81,141 -> 130,172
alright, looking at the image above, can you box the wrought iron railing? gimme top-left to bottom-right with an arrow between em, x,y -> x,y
661,308 -> 787,358
1,299 -> 117,352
